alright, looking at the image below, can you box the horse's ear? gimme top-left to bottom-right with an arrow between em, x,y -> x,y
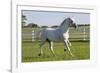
71,18 -> 75,22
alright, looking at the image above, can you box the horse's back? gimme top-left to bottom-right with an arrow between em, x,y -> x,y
40,28 -> 61,41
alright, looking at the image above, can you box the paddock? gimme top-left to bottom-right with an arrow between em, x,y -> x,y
22,25 -> 90,62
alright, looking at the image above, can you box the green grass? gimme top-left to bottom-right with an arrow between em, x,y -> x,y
22,40 -> 90,62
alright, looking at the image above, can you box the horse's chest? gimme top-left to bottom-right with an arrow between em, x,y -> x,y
63,33 -> 69,39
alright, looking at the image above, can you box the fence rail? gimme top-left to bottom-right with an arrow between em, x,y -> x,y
22,26 -> 90,42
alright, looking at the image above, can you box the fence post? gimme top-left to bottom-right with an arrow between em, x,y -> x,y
83,24 -> 86,41
32,30 -> 35,42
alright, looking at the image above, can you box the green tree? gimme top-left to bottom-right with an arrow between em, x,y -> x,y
41,26 -> 48,28
22,14 -> 27,27
51,25 -> 58,28
28,23 -> 39,28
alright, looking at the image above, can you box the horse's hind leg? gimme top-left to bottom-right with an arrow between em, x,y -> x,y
64,40 -> 74,57
38,41 -> 45,56
49,41 -> 56,56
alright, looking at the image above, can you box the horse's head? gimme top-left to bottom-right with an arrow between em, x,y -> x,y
67,17 -> 78,29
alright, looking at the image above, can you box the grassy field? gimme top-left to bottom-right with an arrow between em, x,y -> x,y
22,40 -> 90,62
22,26 -> 90,62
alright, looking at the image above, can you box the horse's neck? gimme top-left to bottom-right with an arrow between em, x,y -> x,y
60,24 -> 69,33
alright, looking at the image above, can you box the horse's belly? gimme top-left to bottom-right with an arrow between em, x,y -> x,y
46,31 -> 63,42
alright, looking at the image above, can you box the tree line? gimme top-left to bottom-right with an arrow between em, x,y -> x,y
22,14 -> 59,28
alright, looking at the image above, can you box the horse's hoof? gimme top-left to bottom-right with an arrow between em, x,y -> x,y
64,49 -> 67,51
38,53 -> 41,56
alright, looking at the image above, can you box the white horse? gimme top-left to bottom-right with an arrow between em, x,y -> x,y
38,17 -> 78,57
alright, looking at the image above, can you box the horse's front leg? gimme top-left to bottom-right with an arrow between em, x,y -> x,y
67,39 -> 71,47
64,40 -> 74,57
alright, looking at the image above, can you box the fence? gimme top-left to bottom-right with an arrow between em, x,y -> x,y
22,25 -> 90,42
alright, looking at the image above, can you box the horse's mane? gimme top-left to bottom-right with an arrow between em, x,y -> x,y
60,18 -> 67,27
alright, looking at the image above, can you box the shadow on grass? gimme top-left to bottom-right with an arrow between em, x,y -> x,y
70,40 -> 90,42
